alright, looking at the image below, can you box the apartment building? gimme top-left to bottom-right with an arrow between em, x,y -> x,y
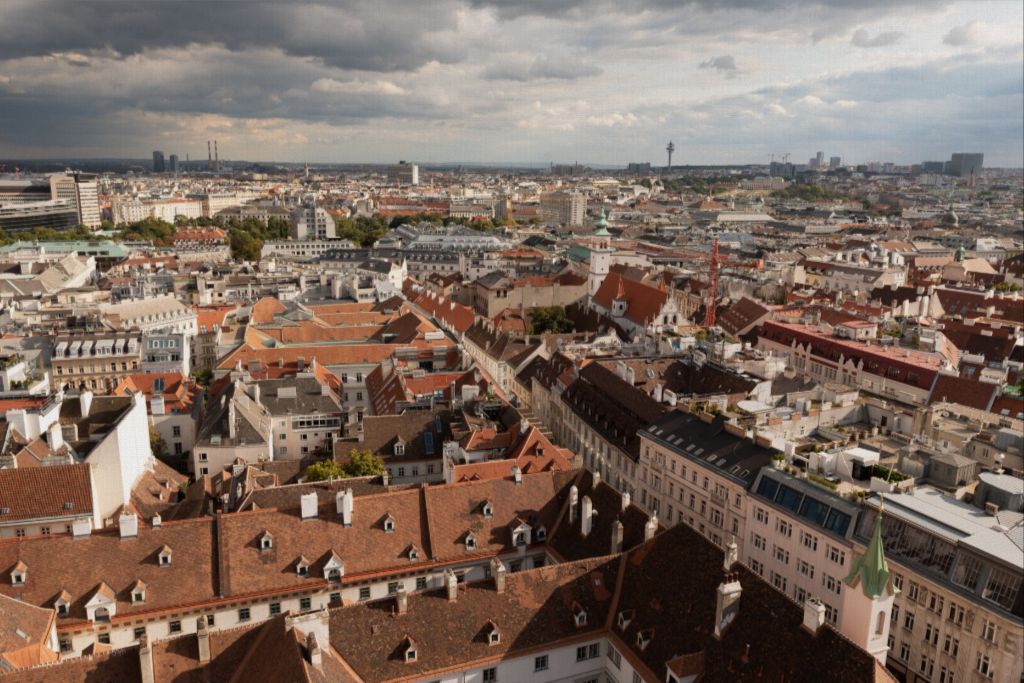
50,332 -> 141,393
100,295 -> 199,336
258,376 -> 343,460
193,380 -> 273,476
462,321 -> 543,395
855,479 -> 1023,683
48,172 -> 101,228
140,330 -> 191,376
539,190 -> 586,227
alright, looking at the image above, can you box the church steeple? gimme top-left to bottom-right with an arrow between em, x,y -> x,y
592,208 -> 610,237
839,501 -> 898,664
844,507 -> 894,599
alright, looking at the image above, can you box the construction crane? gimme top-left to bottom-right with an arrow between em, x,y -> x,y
703,236 -> 720,328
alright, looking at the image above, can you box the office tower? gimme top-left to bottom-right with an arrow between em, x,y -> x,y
152,151 -> 165,173
947,153 -> 984,178
387,161 -> 419,186
168,154 -> 179,174
49,171 -> 101,228
539,191 -> 586,227
829,156 -> 841,169
816,151 -> 825,167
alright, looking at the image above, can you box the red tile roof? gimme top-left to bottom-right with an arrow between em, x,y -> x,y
0,463 -> 94,523
592,272 -> 668,327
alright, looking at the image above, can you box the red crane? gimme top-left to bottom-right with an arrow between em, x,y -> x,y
703,237 -> 720,328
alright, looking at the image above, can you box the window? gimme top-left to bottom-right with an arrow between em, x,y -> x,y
776,520 -> 792,538
797,560 -> 814,580
300,597 -> 311,611
416,577 -> 427,590
946,602 -> 964,626
172,426 -> 181,437
918,655 -> 934,679
981,619 -> 997,643
534,655 -> 548,672
751,533 -> 766,551
749,559 -> 763,576
924,622 -> 939,646
97,633 -> 110,645
169,620 -> 182,633
576,643 -> 600,661
824,604 -> 837,626
942,635 -> 958,657
482,667 -> 497,683
134,627 -> 146,639
903,611 -> 915,631
938,666 -> 955,683
907,581 -> 920,602
824,574 -> 841,595
207,614 -> 215,626
976,653 -> 993,678
238,608 -> 251,622
899,642 -> 910,661
388,582 -> 400,594
827,545 -> 845,566
270,602 -> 281,616
801,532 -> 818,551
359,587 -> 370,601
773,545 -> 790,565
771,571 -> 787,593
608,646 -> 622,668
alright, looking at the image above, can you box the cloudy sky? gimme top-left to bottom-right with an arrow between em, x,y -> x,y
0,0 -> 1021,166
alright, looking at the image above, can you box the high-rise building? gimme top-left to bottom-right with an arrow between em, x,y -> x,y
168,154 -> 179,174
290,201 -> 337,240
816,151 -> 825,167
387,161 -> 419,186
947,153 -> 984,178
539,191 -> 586,227
152,151 -> 166,173
49,171 -> 101,228
829,156 -> 841,169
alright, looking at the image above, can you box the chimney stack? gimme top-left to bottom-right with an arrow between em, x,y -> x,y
611,519 -> 624,554
580,495 -> 594,537
511,465 -> 522,484
306,632 -> 323,668
300,492 -> 318,520
139,635 -> 155,683
197,617 -> 211,662
251,384 -> 260,405
72,518 -> 91,538
47,421 -> 63,451
396,586 -> 408,614
723,537 -> 738,571
568,485 -> 579,525
491,558 -> 506,593
592,470 -> 601,488
802,597 -> 826,635
644,515 -> 658,542
713,571 -> 743,639
79,390 -> 93,419
620,491 -> 631,512
337,488 -> 354,526
445,569 -> 458,602
119,512 -> 138,539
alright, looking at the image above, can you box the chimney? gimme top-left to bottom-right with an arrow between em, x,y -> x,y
72,518 -> 91,538
568,485 -> 579,525
396,586 -> 408,614
197,617 -> 211,662
580,495 -> 594,537
491,558 -> 506,593
150,395 -> 166,416
643,515 -> 658,542
47,422 -> 64,451
306,632 -> 323,668
79,390 -> 93,418
611,519 -> 624,554
445,569 -> 458,602
251,384 -> 260,405
713,572 -> 743,639
337,488 -> 354,526
300,492 -> 318,520
723,537 -> 738,571
592,470 -> 601,488
139,635 -> 155,683
620,491 -> 631,512
119,512 -> 138,539
227,400 -> 237,440
511,465 -> 522,484
152,515 -> 162,529
802,597 -> 826,635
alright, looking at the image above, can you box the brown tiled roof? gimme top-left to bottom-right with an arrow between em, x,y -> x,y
0,463 -> 93,522
927,374 -> 999,411
0,593 -> 57,670
717,297 -> 771,337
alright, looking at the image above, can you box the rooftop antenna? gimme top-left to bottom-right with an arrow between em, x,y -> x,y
666,141 -> 675,172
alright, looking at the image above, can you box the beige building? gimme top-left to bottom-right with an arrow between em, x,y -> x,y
50,332 -> 142,393
539,190 -> 586,227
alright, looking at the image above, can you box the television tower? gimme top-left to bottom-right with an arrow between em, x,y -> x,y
666,141 -> 675,170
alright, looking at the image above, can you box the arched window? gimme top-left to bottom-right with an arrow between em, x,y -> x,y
875,611 -> 885,636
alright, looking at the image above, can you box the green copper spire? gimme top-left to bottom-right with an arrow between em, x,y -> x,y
955,242 -> 966,263
593,209 -> 610,237
844,505 -> 895,599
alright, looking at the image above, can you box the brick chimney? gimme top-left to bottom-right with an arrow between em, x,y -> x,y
197,617 -> 210,662
396,586 -> 408,614
643,514 -> 658,542
580,495 -> 593,537
491,558 -> 506,593
620,491 -> 631,512
445,569 -> 458,602
611,519 -> 624,554
713,571 -> 742,639
119,512 -> 138,539
306,632 -> 322,668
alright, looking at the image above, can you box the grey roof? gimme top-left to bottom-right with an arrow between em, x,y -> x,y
254,377 -> 342,416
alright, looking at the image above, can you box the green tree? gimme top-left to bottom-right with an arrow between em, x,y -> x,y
339,449 -> 386,477
191,368 -> 213,387
529,306 -> 573,334
304,459 -> 347,481
150,426 -> 169,462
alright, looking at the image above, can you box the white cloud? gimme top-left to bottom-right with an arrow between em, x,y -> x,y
310,78 -> 407,96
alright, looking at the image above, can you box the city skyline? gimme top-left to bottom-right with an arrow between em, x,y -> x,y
0,0 -> 1021,166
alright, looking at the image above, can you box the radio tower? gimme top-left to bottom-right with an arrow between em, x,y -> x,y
703,236 -> 720,328
666,141 -> 675,171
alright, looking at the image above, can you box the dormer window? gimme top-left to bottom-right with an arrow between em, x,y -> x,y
408,545 -> 421,561
403,636 -> 417,663
465,532 -> 477,551
572,602 -> 588,627
637,628 -> 654,651
10,561 -> 26,586
481,501 -> 493,518
296,556 -> 310,577
323,552 -> 344,582
259,531 -> 273,550
55,591 -> 71,617
130,580 -> 147,604
486,621 -> 501,645
534,526 -> 547,542
383,515 -> 395,533
157,545 -> 172,567
617,609 -> 635,630
394,440 -> 405,457
514,532 -> 526,546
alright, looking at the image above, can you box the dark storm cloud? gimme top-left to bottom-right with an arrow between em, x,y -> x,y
0,0 -> 466,71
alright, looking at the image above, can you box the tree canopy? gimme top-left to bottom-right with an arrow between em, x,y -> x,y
529,306 -> 573,334
304,449 -> 386,481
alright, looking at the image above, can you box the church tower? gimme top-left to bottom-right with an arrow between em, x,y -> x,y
839,505 -> 899,664
588,209 -> 612,300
